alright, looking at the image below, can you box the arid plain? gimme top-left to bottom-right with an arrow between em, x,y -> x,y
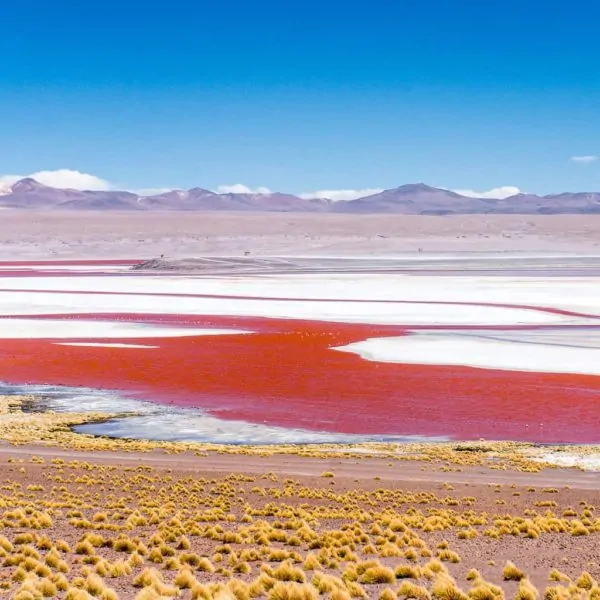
2,211 -> 600,258
1,211 -> 600,599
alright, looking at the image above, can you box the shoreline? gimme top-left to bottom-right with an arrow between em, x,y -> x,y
3,393 -> 600,476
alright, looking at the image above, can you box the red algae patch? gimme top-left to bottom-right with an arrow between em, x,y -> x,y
1,257 -> 600,444
0,313 -> 598,443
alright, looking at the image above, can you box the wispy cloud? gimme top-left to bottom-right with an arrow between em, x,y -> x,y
452,186 -> 522,199
216,184 -> 272,194
299,188 -> 384,201
570,155 -> 599,164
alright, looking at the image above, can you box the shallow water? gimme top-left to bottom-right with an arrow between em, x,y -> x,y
2,382 -> 444,445
0,258 -> 599,444
0,314 -> 598,443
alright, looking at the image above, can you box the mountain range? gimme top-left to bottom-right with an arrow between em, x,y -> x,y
2,178 -> 600,214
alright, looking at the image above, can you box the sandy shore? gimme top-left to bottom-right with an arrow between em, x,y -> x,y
1,443 -> 600,489
1,211 -> 600,259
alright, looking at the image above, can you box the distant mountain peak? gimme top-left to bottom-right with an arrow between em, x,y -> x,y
0,178 -> 599,214
11,177 -> 49,192
187,187 -> 216,195
395,183 -> 439,193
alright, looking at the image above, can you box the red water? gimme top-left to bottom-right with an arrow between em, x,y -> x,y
0,260 -> 597,442
0,311 -> 598,443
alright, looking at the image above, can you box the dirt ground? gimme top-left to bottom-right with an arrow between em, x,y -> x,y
0,445 -> 599,599
1,211 -> 600,259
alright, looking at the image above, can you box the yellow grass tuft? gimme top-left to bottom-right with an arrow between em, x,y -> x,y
549,569 -> 570,583
570,521 -> 590,536
431,574 -> 468,600
437,549 -> 461,564
174,566 -> 198,589
515,579 -> 538,600
503,561 -> 525,581
576,571 -> 596,590
543,586 -> 570,600
398,581 -> 431,600
330,589 -> 352,600
360,565 -> 396,585
268,581 -> 319,600
272,561 -> 306,583
65,589 -> 93,600
467,583 -> 502,600
396,565 -> 422,580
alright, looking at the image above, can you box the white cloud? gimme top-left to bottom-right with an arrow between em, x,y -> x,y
299,188 -> 384,201
28,169 -> 111,190
216,184 -> 272,194
0,169 -> 112,194
0,176 -> 21,194
570,155 -> 599,164
452,186 -> 522,199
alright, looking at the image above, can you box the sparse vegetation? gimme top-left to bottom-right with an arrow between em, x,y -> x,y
0,394 -> 597,598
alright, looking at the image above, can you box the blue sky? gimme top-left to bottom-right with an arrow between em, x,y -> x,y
2,0 -> 600,198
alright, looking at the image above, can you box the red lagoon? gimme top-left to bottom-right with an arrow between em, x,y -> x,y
0,312 -> 598,443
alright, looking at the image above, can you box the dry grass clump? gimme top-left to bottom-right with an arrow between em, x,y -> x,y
467,581 -> 503,600
269,581 -> 319,600
515,578 -> 538,600
570,521 -> 590,536
173,565 -> 198,589
549,569 -> 570,583
396,565 -> 422,580
576,571 -> 596,590
398,580 -> 432,599
360,565 -> 396,585
503,561 -> 526,581
431,573 -> 468,600
437,549 -> 461,564
272,561 -> 306,583
0,425 -> 597,599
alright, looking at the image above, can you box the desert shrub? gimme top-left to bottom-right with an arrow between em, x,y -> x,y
398,581 -> 431,600
515,579 -> 538,600
268,582 -> 318,600
360,566 -> 395,585
431,574 -> 468,600
503,561 -> 525,581
396,565 -> 422,580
